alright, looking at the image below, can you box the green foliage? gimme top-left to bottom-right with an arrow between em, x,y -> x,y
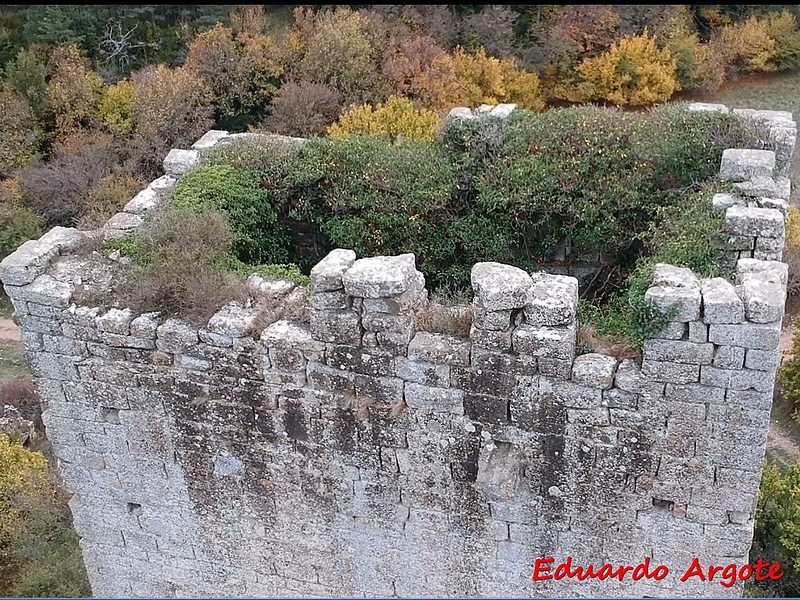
171,164 -> 290,265
224,256 -> 311,287
779,324 -> 800,420
756,459 -> 800,573
102,234 -> 151,266
199,104 -> 762,298
11,524 -> 90,598
579,183 -> 725,348
0,203 -> 42,261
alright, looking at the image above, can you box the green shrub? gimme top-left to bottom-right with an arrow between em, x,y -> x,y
779,325 -> 800,419
171,164 -> 291,264
0,204 -> 42,261
579,184 -> 725,348
94,207 -> 249,325
197,103 -> 765,312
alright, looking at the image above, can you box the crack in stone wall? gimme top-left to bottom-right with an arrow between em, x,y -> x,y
0,103 -> 796,598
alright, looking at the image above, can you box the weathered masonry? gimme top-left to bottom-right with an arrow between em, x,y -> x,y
0,104 -> 796,598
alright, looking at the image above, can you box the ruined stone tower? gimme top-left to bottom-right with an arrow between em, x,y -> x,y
0,103 -> 796,598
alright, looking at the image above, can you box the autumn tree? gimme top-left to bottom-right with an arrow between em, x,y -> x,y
764,10 -> 800,71
452,46 -> 545,111
2,46 -> 49,119
658,6 -> 726,92
97,79 -> 135,136
184,23 -> 283,119
327,95 -> 441,143
262,80 -> 342,137
45,44 -> 104,140
0,88 -> 42,176
574,31 -> 679,106
382,33 -> 460,110
129,65 -> 214,176
287,7 -> 387,106
712,16 -> 777,76
460,5 -> 518,60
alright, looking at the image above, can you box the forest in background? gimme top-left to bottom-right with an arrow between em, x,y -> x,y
2,4 -> 800,258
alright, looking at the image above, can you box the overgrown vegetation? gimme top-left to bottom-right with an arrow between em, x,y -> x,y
0,434 -> 90,598
99,102 -> 767,350
749,459 -> 800,598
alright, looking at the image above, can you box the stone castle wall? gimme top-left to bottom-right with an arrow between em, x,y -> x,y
0,104 -> 796,598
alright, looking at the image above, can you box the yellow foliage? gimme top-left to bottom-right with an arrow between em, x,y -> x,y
714,16 -> 777,74
327,95 -> 441,143
452,46 -> 545,111
0,434 -> 50,560
787,205 -> 800,249
0,88 -> 41,177
185,24 -> 283,116
0,178 -> 23,206
46,44 -> 104,140
575,31 -> 679,106
97,79 -> 135,135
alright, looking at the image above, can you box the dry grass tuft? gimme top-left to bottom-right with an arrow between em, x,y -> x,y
577,322 -> 641,362
416,301 -> 473,338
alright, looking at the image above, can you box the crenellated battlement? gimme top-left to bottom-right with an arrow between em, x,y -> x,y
0,103 -> 795,598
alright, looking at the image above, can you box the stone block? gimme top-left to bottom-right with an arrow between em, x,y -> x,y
470,346 -> 537,375
408,332 -> 470,366
712,193 -> 745,211
570,353 -> 617,389
713,345 -> 745,370
642,339 -> 714,365
511,323 -> 575,360
163,148 -> 199,176
156,319 -> 199,352
737,258 -> 788,287
362,312 -> 414,334
719,149 -> 775,182
664,383 -> 725,405
260,319 -> 325,354
207,302 -> 256,337
725,205 -> 784,238
471,262 -> 532,311
688,321 -> 708,343
700,366 -> 775,392
105,212 -> 143,231
755,197 -> 789,218
537,358 -> 572,379
652,322 -> 687,340
644,286 -> 701,322
652,263 -> 700,289
309,310 -> 361,345
470,324 -> 512,352
463,393 -> 508,424
311,290 -> 350,310
10,274 -> 72,308
343,254 -> 419,298
404,383 -> 463,414
700,278 -> 744,324
0,227 -> 82,286
310,249 -> 357,292
641,360 -> 700,384
129,313 -> 160,338
472,298 -> 513,331
524,272 -> 578,326
708,322 -> 780,350
737,271 -> 785,324
396,358 -> 449,387
96,308 -> 134,335
191,129 -> 230,151
744,348 -> 779,372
